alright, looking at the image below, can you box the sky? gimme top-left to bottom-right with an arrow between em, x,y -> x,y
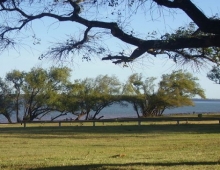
0,0 -> 220,99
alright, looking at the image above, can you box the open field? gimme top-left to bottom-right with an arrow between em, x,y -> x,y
0,122 -> 220,170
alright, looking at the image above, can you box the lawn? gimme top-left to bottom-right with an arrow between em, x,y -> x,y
0,122 -> 220,170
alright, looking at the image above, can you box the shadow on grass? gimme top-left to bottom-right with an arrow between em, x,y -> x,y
0,124 -> 219,137
30,161 -> 220,170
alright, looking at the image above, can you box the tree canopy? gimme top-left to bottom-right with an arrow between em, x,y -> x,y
5,67 -> 72,121
0,0 -> 219,66
157,70 -> 205,112
0,67 -> 205,122
122,70 -> 205,117
0,78 -> 14,123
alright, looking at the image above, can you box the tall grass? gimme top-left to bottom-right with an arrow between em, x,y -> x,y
0,123 -> 220,170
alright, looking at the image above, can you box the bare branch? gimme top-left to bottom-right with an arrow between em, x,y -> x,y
154,0 -> 220,34
0,0 -> 220,66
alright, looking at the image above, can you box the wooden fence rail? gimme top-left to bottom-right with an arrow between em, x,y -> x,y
20,117 -> 220,128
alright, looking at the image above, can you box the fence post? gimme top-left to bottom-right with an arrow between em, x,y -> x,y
24,122 -> 26,128
138,120 -> 141,126
177,120 -> 179,125
59,122 -> 61,127
93,121 -> 95,127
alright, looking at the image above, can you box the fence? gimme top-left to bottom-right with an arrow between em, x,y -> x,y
20,117 -> 220,127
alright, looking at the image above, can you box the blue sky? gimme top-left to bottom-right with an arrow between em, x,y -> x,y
0,0 -> 220,98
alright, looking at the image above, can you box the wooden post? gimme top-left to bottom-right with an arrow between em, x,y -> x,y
24,122 -> 26,128
138,120 -> 141,126
177,120 -> 179,125
93,121 -> 95,127
59,122 -> 61,127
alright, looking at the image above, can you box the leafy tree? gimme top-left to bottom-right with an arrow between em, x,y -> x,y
122,73 -> 156,117
51,82 -> 84,120
123,71 -> 205,117
21,67 -> 71,121
68,75 -> 122,120
157,70 -> 206,114
71,78 -> 98,120
0,78 -> 14,123
89,75 -> 122,119
5,70 -> 25,122
207,66 -> 220,84
0,1 -> 219,66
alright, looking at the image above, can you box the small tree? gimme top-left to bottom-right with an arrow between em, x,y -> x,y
5,70 -> 25,122
51,83 -> 84,120
122,73 -> 156,117
68,75 -> 122,120
89,75 -> 122,119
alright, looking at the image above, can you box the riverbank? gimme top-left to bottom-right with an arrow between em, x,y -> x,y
166,112 -> 220,116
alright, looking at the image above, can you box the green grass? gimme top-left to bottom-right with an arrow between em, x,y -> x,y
0,123 -> 220,170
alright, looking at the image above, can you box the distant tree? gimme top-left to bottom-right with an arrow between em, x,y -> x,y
0,1 -> 219,67
123,71 -> 205,117
51,82 -> 84,120
21,67 -> 71,121
71,78 -> 98,120
5,70 -> 25,122
207,66 -> 220,84
0,78 -> 14,123
122,73 -> 156,117
89,75 -> 122,119
157,70 -> 206,114
69,75 -> 122,120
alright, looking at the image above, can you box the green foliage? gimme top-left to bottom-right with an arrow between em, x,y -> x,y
122,73 -> 156,117
0,67 -> 206,122
5,70 -> 25,122
123,73 -> 156,95
5,70 -> 25,91
161,22 -> 220,66
207,66 -> 220,84
23,67 -> 72,120
122,71 -> 205,117
65,75 -> 122,120
0,78 -> 14,123
158,70 -> 206,110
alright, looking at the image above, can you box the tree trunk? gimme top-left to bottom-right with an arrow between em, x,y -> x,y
3,113 -> 12,123
74,111 -> 86,120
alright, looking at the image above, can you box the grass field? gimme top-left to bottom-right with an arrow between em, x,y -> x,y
0,122 -> 220,170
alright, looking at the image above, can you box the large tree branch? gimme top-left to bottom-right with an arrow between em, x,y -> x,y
141,35 -> 220,50
103,35 -> 220,63
154,0 -> 220,34
2,1 -> 219,49
0,0 -> 220,65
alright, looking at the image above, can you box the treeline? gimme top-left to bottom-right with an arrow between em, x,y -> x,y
0,67 -> 205,123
